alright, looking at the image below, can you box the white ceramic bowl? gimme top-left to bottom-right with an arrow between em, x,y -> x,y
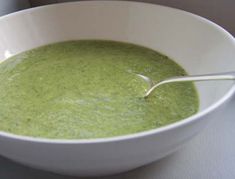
0,1 -> 234,177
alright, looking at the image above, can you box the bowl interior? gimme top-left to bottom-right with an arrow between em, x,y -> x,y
0,1 -> 234,112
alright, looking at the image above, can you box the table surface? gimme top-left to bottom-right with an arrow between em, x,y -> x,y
0,95 -> 235,179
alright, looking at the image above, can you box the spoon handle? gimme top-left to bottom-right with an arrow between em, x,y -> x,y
144,71 -> 235,98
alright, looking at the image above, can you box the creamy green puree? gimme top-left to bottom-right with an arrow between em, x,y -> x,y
0,40 -> 198,139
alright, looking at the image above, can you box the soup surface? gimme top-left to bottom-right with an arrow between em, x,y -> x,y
0,40 -> 198,139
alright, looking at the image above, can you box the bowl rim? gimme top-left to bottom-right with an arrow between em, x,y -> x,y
0,0 -> 234,144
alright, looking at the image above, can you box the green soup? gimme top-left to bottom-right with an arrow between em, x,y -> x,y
0,40 -> 198,139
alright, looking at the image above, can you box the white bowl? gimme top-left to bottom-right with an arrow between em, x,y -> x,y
0,1 -> 234,177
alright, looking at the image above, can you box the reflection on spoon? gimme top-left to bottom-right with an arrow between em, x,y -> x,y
136,74 -> 154,90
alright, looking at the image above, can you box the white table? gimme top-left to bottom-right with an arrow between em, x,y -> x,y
0,95 -> 234,179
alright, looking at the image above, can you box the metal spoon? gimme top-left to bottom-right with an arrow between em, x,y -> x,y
143,71 -> 235,98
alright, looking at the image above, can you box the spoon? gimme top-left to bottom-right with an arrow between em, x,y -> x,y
142,71 -> 235,98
